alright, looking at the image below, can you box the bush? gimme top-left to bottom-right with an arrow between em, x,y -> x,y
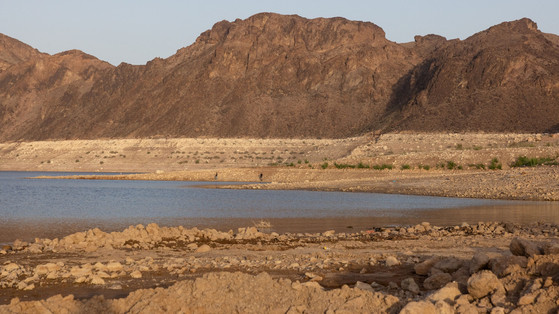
373,164 -> 393,170
510,156 -> 557,167
446,161 -> 457,170
334,163 -> 355,169
488,158 -> 502,170
357,162 -> 370,169
321,162 -> 329,169
401,164 -> 411,170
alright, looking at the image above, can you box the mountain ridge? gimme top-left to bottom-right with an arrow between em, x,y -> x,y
0,14 -> 558,141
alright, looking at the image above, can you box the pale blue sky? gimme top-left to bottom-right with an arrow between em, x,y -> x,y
1,1 -> 557,65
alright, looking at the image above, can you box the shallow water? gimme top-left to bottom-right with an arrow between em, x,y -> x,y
1,171 -> 558,242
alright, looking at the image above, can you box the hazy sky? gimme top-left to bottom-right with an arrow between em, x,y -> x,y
1,0 -> 558,65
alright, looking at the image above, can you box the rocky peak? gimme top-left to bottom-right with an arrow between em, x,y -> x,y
0,33 -> 44,72
196,13 -> 387,50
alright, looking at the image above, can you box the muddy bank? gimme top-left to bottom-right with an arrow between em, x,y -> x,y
1,222 -> 559,312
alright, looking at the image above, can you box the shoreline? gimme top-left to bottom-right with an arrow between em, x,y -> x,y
1,221 -> 559,312
32,165 -> 559,201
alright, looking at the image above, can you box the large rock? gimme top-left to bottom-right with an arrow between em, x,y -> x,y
467,270 -> 505,299
469,252 -> 490,274
423,273 -> 452,290
510,238 -> 542,257
433,257 -> 463,273
489,255 -> 527,277
427,282 -> 462,304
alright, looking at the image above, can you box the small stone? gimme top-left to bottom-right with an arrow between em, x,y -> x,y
401,278 -> 420,294
400,301 -> 436,314
354,281 -> 374,292
434,300 -> 454,314
322,230 -> 335,237
130,270 -> 142,278
75,276 -> 88,283
385,256 -> 400,267
106,262 -> 124,272
415,257 -> 442,275
388,281 -> 399,289
186,243 -> 198,250
490,307 -> 506,314
90,276 -> 105,285
195,244 -> 211,253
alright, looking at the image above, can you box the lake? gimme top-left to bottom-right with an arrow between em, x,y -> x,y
1,171 -> 558,242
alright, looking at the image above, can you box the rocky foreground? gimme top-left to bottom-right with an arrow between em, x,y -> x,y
1,222 -> 559,313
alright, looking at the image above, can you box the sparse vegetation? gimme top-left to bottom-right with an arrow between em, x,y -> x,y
357,162 -> 369,169
455,144 -> 463,150
400,164 -> 411,170
489,158 -> 502,170
510,156 -> 558,167
334,163 -> 355,169
446,161 -> 457,170
321,162 -> 329,169
373,164 -> 393,170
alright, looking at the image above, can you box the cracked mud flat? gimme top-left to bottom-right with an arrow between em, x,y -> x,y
2,222 -> 559,313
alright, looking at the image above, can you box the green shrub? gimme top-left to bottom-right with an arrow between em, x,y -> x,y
334,163 -> 356,169
357,162 -> 370,169
488,158 -> 502,170
321,162 -> 329,169
373,164 -> 393,170
400,164 -> 411,170
510,156 -> 558,167
446,161 -> 457,170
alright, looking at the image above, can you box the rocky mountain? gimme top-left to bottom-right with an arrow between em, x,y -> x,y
0,14 -> 558,141
386,18 -> 559,133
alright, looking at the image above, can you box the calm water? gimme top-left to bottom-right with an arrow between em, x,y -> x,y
1,171 -> 558,242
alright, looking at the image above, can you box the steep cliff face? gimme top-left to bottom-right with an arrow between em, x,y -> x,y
0,14 -> 558,141
387,18 -> 559,133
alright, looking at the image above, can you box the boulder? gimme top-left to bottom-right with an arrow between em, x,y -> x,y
467,270 -> 505,299
427,282 -> 461,304
433,257 -> 463,273
423,273 -> 452,290
195,244 -> 212,253
489,255 -> 527,277
510,238 -> 542,257
469,252 -> 490,274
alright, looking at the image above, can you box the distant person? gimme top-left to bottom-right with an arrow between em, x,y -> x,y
259,173 -> 263,182
214,172 -> 218,181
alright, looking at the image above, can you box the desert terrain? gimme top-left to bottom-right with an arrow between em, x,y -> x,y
1,11 -> 559,313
